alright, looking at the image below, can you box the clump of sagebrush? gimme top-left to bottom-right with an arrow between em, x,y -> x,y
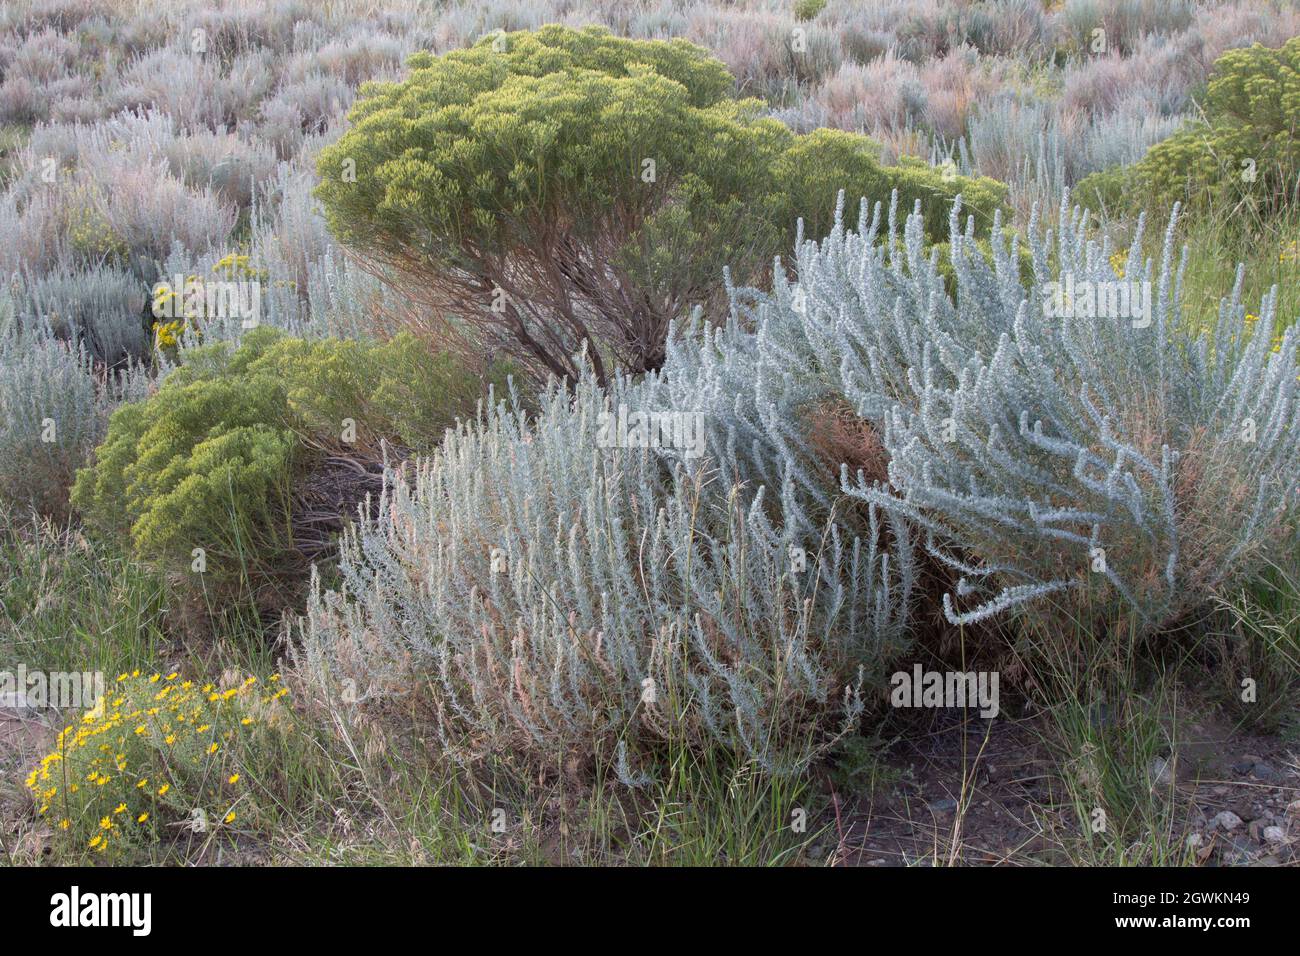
1076,37 -> 1300,226
293,363 -> 915,781
27,670 -> 292,858
682,188 -> 1300,635
0,292 -> 151,522
315,24 -> 1005,383
71,327 -> 505,620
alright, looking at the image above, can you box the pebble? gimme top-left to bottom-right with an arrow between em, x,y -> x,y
1263,826 -> 1287,845
1149,755 -> 1174,786
1211,810 -> 1243,832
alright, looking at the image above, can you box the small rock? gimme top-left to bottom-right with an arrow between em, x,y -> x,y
927,797 -> 959,814
1149,755 -> 1174,786
1231,759 -> 1255,775
1212,785 -> 1230,796
1251,762 -> 1279,783
1211,810 -> 1244,832
1263,826 -> 1287,845
1287,799 -> 1300,817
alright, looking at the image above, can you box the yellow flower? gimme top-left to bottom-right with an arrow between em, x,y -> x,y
224,811 -> 236,824
137,813 -> 149,824
208,743 -> 219,754
113,803 -> 127,814
59,819 -> 70,830
1109,248 -> 1127,278
157,783 -> 170,796
99,816 -> 112,830
228,773 -> 240,785
89,835 -> 103,849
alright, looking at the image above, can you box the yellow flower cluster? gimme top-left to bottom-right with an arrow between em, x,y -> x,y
152,275 -> 206,349
213,252 -> 267,281
25,670 -> 287,856
1110,248 -> 1128,279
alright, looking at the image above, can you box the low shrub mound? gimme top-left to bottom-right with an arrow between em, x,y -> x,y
27,670 -> 292,857
653,189 -> 1300,636
293,367 -> 916,779
0,291 -> 151,522
1077,37 -> 1300,224
315,24 -> 1006,383
71,327 -> 506,619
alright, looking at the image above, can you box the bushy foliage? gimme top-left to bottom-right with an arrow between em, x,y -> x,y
315,24 -> 1005,382
26,670 -> 292,857
0,293 -> 147,520
72,328 -> 502,614
293,366 -> 915,777
1077,38 -> 1300,222
664,189 -> 1300,635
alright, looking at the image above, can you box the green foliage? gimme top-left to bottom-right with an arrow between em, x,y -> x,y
316,25 -> 1006,381
1077,38 -> 1300,223
27,670 -> 294,859
794,0 -> 827,21
72,328 -> 500,615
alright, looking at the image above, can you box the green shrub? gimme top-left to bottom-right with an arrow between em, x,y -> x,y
316,25 -> 1006,383
794,0 -> 828,21
1077,38 -> 1300,223
71,328 -> 503,617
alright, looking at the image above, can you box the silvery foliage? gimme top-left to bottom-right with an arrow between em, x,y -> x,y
157,163 -> 391,358
16,264 -> 149,364
0,290 -> 153,515
670,188 -> 1299,630
295,363 -> 914,777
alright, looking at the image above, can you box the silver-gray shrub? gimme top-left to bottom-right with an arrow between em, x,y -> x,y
0,292 -> 153,519
17,264 -> 148,364
863,200 -> 1299,631
693,189 -> 1299,633
294,366 -> 914,777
